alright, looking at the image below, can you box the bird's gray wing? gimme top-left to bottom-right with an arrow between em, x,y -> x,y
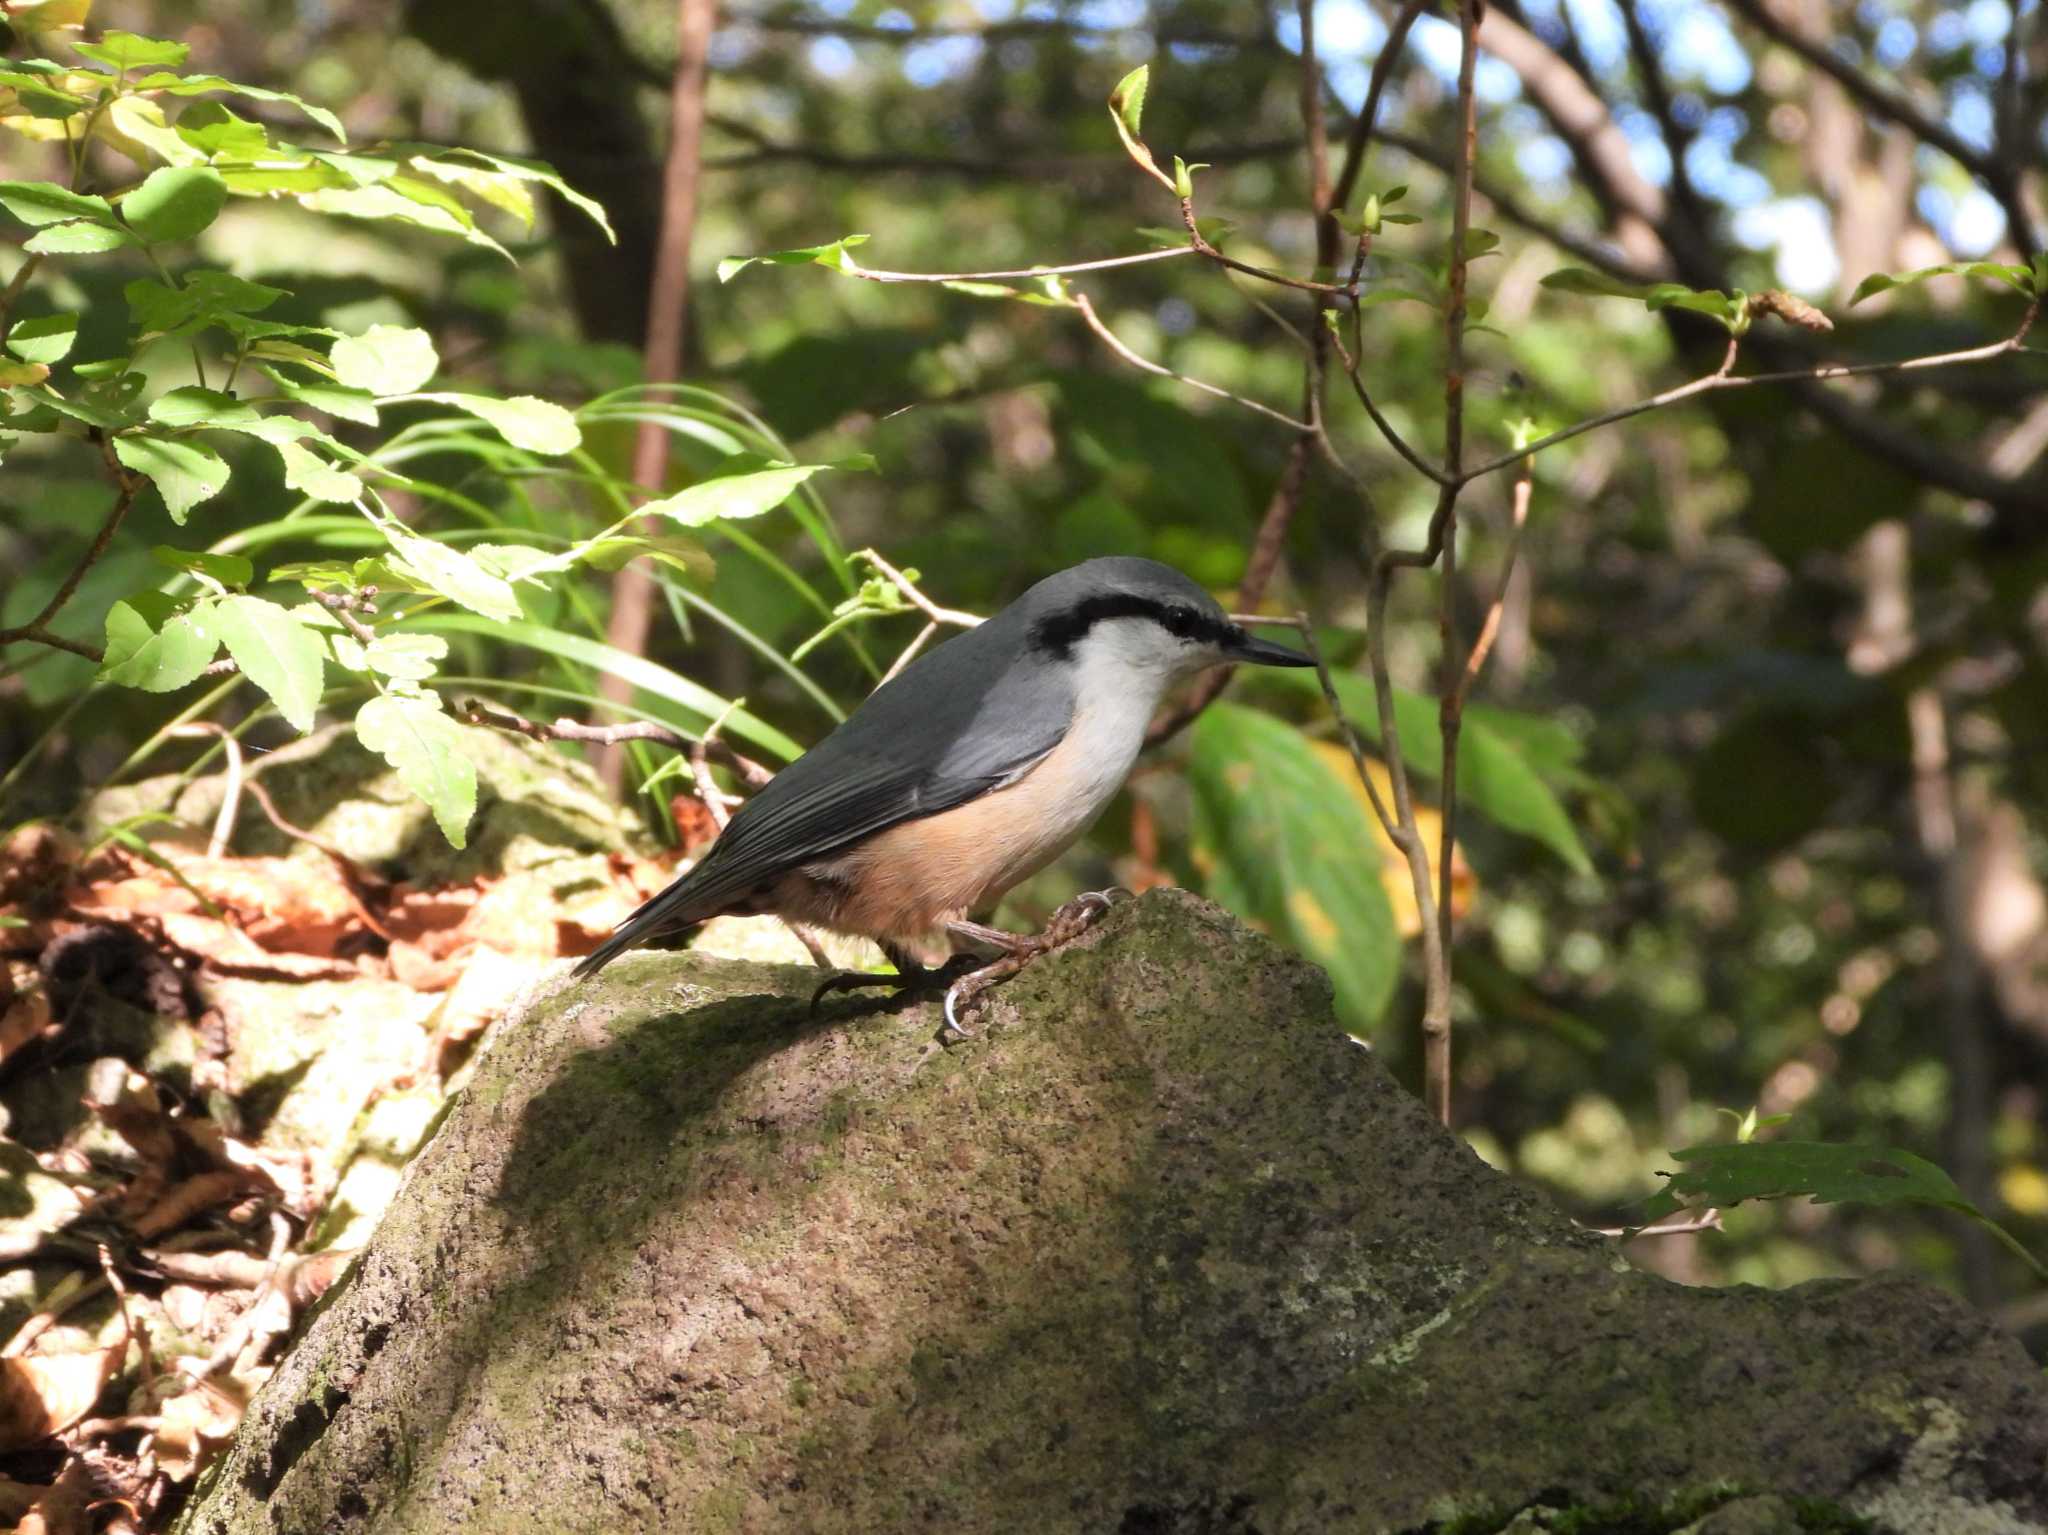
575,611 -> 1072,974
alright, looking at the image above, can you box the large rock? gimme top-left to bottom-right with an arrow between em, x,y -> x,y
178,892 -> 2048,1534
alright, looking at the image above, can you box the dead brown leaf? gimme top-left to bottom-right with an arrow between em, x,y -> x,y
149,1373 -> 249,1481
15,1458 -> 92,1535
131,1171 -> 262,1241
0,1347 -> 120,1451
71,855 -> 362,958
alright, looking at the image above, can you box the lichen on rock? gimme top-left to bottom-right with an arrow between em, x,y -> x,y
177,891 -> 2048,1535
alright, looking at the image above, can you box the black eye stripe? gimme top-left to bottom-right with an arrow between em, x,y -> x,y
1030,594 -> 1237,658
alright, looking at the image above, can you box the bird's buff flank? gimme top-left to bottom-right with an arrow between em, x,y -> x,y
575,557 -> 1313,1031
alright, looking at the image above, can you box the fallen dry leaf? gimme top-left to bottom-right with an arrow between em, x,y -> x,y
15,1457 -> 92,1535
71,855 -> 362,958
149,1373 -> 249,1481
0,1346 -> 121,1451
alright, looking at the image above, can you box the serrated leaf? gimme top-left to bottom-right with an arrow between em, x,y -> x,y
329,324 -> 438,396
355,693 -> 476,847
411,392 -> 579,454
129,72 -> 345,142
24,221 -> 134,254
98,596 -> 220,690
213,593 -> 325,732
5,312 -> 78,364
73,30 -> 190,70
113,434 -> 230,522
150,544 -> 252,587
119,166 -> 228,243
360,632 -> 448,681
641,457 -> 872,527
0,181 -> 114,227
1540,266 -> 1652,300
256,372 -> 378,427
1109,64 -> 1149,137
146,385 -> 263,431
717,234 -> 870,283
385,529 -> 521,621
1188,704 -> 1400,1032
275,439 -> 363,503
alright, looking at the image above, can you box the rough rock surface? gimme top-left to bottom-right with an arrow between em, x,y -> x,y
178,892 -> 2048,1534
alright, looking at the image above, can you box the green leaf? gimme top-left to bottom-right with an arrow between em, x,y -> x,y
354,693 -> 476,848
1644,283 -> 1744,328
1849,261 -> 2036,305
0,72 -> 88,117
119,166 -> 228,244
1268,670 -> 1594,875
265,559 -> 359,591
255,369 -> 377,424
150,544 -> 252,587
129,72 -> 346,142
5,312 -> 78,365
212,593 -> 326,733
1188,704 -> 1401,1032
173,101 -> 270,159
275,440 -> 363,504
1109,63 -> 1149,138
385,528 -> 521,621
1461,227 -> 1500,259
113,434 -> 230,523
359,632 -> 448,682
24,221 -> 136,255
0,182 -> 114,227
577,534 -> 715,584
146,385 -> 263,431
716,234 -> 871,283
400,146 -> 614,242
298,183 -> 508,257
329,324 -> 438,396
1171,155 -> 1206,199
0,360 -> 49,387
641,457 -> 873,528
73,30 -> 190,69
125,271 -> 286,336
410,392 -> 579,454
98,596 -> 220,691
1540,267 -> 1652,300
1637,1140 -> 2048,1281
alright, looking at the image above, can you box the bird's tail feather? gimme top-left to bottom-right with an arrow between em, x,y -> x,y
571,878 -> 717,979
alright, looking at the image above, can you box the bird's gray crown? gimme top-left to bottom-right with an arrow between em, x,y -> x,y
1021,557 -> 1236,659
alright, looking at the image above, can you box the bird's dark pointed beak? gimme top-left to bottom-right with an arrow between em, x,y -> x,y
1224,628 -> 1315,667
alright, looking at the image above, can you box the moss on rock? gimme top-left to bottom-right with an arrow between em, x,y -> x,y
178,892 -> 2048,1535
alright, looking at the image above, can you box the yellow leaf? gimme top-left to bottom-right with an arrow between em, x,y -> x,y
1308,742 -> 1476,937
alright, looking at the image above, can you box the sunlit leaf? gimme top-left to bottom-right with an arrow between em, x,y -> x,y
355,692 -> 476,848
409,391 -> 579,454
113,433 -> 230,522
119,165 -> 228,242
23,219 -> 134,254
129,71 -> 346,142
329,324 -> 438,396
275,439 -> 363,503
150,544 -> 252,587
385,528 -> 521,621
717,234 -> 870,283
0,180 -> 113,226
1849,260 -> 2036,305
73,30 -> 190,70
98,596 -> 219,690
213,593 -> 326,732
1188,704 -> 1401,1032
359,632 -> 448,682
5,311 -> 78,364
641,456 -> 873,527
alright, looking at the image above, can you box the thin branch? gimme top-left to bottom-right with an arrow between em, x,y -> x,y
0,466 -> 138,657
1456,299 -> 2041,486
1457,458 -> 1533,699
1330,0 -> 1430,219
847,247 -> 1198,284
856,549 -> 983,628
1326,324 -> 1453,484
1073,291 -> 1312,431
459,697 -> 774,787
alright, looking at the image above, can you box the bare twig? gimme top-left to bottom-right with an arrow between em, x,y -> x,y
165,725 -> 244,859
879,621 -> 940,685
459,697 -> 775,787
1457,459 -> 1533,699
1456,300 -> 2040,486
857,549 -> 983,628
1592,1209 -> 1725,1240
847,247 -> 1198,284
0,465 -> 139,661
310,590 -> 377,648
1330,0 -> 1430,220
1073,291 -> 1311,431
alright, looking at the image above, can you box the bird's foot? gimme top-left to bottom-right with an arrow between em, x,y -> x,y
941,887 -> 1133,1038
810,952 -> 977,1014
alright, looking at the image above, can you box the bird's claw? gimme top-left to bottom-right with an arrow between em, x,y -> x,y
940,889 -> 1133,1039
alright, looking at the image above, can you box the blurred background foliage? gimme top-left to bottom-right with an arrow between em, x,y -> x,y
4,0 -> 2047,1351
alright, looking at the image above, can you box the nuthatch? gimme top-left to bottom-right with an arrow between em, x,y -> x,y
574,557 -> 1313,1028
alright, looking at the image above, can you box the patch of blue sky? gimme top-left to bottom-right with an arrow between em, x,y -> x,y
1948,85 -> 1994,153
1733,196 -> 1839,292
808,36 -> 857,78
815,0 -> 854,16
1874,17 -> 1917,68
1515,130 -> 1574,188
1910,180 -> 2007,256
874,8 -> 914,31
1965,0 -> 2011,43
1401,13 -> 1522,100
1617,106 -> 1673,187
1562,0 -> 1629,73
1685,118 -> 1771,209
1927,8 -> 1969,51
1074,0 -> 1146,28
976,0 -> 1016,19
903,35 -> 981,87
1659,6 -> 1751,95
